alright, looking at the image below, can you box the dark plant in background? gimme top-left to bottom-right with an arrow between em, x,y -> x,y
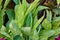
0,0 -> 60,40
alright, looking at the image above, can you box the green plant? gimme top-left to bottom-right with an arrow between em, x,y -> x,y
0,0 -> 60,40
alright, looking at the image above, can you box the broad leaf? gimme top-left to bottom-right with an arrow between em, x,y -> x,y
39,30 -> 55,40
21,27 -> 31,36
6,9 -> 15,20
9,20 -> 21,36
52,17 -> 60,29
13,35 -> 23,40
42,19 -> 52,30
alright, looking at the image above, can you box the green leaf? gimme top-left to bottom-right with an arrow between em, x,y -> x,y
39,30 -> 55,40
21,27 -> 31,36
33,14 -> 44,31
42,19 -> 52,30
6,20 -> 11,32
25,0 -> 40,17
0,26 -> 11,39
0,0 -> 2,9
37,6 -> 48,11
53,8 -> 60,15
6,9 -> 15,20
37,24 -> 42,33
13,0 -> 20,5
46,10 -> 52,22
39,36 -> 48,40
49,35 -> 58,40
0,10 -> 5,29
30,30 -> 39,40
0,25 -> 6,37
15,4 -> 24,28
54,27 -> 60,35
33,8 -> 38,17
34,15 -> 38,25
52,17 -> 60,29
0,0 -> 2,5
26,13 -> 32,27
9,20 -> 21,36
22,0 -> 27,11
40,30 -> 55,37
4,0 -> 10,9
0,31 -> 11,39
13,35 -> 23,40
1,25 -> 6,31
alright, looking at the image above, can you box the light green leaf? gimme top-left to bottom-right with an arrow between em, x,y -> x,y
15,4 -> 24,28
33,14 -> 44,31
55,27 -> 60,35
4,0 -> 10,9
0,10 -> 5,29
39,36 -> 48,40
42,19 -> 52,30
39,30 -> 55,40
37,6 -> 48,11
25,0 -> 40,17
46,10 -> 52,22
22,0 -> 27,11
30,30 -> 39,40
52,17 -> 60,29
0,26 -> 11,39
21,27 -> 31,36
9,20 -> 21,36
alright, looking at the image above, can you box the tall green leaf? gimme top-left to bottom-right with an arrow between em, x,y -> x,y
0,10 -> 4,29
15,4 -> 24,28
32,14 -> 44,31
4,0 -> 10,9
25,0 -> 40,17
6,9 -> 15,20
26,13 -> 32,27
46,10 -> 52,22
